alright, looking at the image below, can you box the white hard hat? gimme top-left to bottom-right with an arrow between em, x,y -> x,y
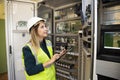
27,17 -> 46,32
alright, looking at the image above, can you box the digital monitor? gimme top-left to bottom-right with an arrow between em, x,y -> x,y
104,32 -> 120,49
97,25 -> 120,62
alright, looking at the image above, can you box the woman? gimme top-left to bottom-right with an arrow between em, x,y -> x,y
22,17 -> 66,80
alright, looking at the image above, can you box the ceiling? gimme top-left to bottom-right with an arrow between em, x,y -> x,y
9,0 -> 81,8
38,0 -> 81,9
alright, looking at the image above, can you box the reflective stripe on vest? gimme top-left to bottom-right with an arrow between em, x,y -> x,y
23,40 -> 56,80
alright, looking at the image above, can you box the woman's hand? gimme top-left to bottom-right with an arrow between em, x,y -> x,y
51,54 -> 60,62
51,49 -> 67,63
43,49 -> 67,68
43,54 -> 60,68
59,49 -> 67,57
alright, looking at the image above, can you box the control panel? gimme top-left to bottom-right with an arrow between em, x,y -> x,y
54,2 -> 82,80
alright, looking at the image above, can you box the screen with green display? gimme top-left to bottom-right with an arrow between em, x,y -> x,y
104,32 -> 120,49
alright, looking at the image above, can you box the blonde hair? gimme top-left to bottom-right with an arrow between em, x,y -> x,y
29,21 -> 45,52
29,21 -> 43,51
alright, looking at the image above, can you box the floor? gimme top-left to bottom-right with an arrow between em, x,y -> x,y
0,72 -> 8,80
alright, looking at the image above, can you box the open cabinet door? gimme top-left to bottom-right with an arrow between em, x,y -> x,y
5,1 -> 35,80
82,0 -> 98,80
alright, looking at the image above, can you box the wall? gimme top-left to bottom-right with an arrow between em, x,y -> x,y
0,0 -> 7,73
0,0 -> 5,19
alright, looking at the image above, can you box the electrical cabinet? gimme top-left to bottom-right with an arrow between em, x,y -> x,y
53,2 -> 82,80
97,0 -> 120,79
97,0 -> 120,63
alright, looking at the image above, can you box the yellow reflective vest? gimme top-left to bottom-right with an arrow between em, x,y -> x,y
23,40 -> 56,80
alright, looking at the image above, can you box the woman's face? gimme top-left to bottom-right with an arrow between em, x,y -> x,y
37,21 -> 48,39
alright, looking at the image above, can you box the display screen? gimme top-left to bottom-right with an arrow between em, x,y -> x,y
98,25 -> 120,62
104,32 -> 120,49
